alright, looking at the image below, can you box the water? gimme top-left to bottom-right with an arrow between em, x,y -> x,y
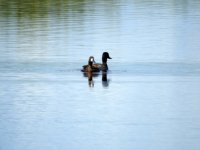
0,0 -> 200,150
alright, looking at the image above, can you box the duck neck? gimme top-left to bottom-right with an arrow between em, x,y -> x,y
88,61 -> 93,66
102,57 -> 107,64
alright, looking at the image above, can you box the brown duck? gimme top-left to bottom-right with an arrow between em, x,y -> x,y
81,56 -> 100,72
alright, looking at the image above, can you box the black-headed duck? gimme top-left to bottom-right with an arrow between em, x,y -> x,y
94,52 -> 112,71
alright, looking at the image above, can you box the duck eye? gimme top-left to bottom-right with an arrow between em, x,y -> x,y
90,58 -> 94,62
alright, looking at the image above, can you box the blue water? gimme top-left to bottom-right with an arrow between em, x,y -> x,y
0,0 -> 200,150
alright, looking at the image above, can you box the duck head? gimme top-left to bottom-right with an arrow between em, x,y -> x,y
102,52 -> 112,64
88,56 -> 95,66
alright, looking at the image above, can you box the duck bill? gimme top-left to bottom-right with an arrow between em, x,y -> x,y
108,56 -> 112,59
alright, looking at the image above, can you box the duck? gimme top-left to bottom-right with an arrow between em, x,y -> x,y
81,56 -> 100,72
93,52 -> 112,72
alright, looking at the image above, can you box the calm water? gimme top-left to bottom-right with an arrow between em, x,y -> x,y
1,0 -> 200,150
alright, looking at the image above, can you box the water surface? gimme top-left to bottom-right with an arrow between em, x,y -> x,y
0,0 -> 200,150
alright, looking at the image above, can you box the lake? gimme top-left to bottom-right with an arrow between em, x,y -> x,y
0,0 -> 200,150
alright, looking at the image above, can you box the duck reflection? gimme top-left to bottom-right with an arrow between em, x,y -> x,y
102,71 -> 110,88
87,72 -> 94,87
82,71 -> 110,88
83,72 -> 99,87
